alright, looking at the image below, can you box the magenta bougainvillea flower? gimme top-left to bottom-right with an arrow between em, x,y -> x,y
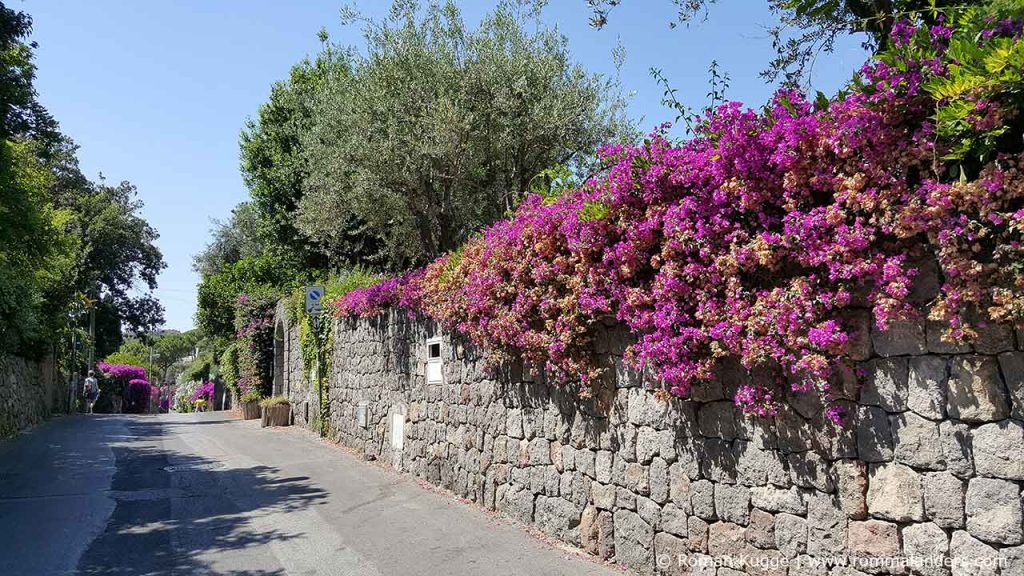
97,362 -> 147,382
332,16 -> 1024,422
190,381 -> 215,404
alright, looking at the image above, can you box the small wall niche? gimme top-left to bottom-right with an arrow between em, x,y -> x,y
426,336 -> 443,384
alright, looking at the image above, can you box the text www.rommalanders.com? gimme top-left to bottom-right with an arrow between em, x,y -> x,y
656,553 -> 1008,572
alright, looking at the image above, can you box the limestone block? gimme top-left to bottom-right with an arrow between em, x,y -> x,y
872,319 -> 927,357
973,420 -> 1024,480
775,513 -> 808,558
901,522 -> 949,576
714,483 -> 751,525
965,477 -> 1023,546
908,356 -> 948,420
614,509 -> 654,571
861,358 -> 910,412
867,462 -> 925,522
891,412 -> 945,471
922,471 -> 965,530
947,356 -> 1010,423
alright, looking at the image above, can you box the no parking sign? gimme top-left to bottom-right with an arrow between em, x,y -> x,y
305,286 -> 325,314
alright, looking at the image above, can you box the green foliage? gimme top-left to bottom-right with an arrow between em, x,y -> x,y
0,4 -> 57,145
234,291 -> 276,397
285,269 -> 377,390
192,202 -> 273,277
871,3 -> 1024,169
578,200 -> 611,222
174,380 -> 199,413
0,140 -> 74,352
239,48 -> 348,272
102,340 -> 154,379
48,156 -> 167,350
528,164 -> 580,206
219,342 -> 239,393
297,0 -> 634,270
179,353 -> 212,384
239,391 -> 263,404
922,10 -> 1024,162
284,269 -> 379,436
196,253 -> 300,343
651,60 -> 731,135
0,4 -> 165,362
199,0 -> 633,349
284,267 -> 382,322
259,395 -> 289,408
150,331 -> 197,382
104,331 -> 197,384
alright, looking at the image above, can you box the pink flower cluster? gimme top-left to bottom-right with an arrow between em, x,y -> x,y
96,362 -> 146,382
237,317 -> 273,339
125,378 -> 154,414
234,293 -> 277,397
334,18 -> 1024,420
334,271 -> 424,318
190,381 -> 215,404
128,377 -> 155,393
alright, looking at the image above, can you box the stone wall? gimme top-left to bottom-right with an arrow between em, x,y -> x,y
274,301 -> 307,426
274,305 -> 1024,575
0,352 -> 66,437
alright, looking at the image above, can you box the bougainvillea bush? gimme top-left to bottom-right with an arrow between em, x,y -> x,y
158,385 -> 174,412
124,378 -> 153,414
334,8 -> 1024,421
96,362 -> 148,412
190,381 -> 215,406
235,292 -> 276,398
96,362 -> 147,382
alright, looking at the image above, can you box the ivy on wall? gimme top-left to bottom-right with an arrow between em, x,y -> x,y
284,270 -> 377,434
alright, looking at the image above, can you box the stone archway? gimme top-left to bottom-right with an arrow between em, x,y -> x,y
273,319 -> 285,397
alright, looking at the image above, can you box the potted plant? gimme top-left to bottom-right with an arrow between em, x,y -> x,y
260,396 -> 291,427
239,392 -> 262,420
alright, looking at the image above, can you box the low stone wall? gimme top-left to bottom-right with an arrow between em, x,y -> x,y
0,352 -> 66,437
274,306 -> 1024,575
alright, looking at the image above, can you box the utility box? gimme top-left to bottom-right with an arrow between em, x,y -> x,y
390,412 -> 405,450
426,337 -> 443,384
356,401 -> 369,428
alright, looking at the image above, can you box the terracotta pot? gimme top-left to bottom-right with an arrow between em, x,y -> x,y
261,404 -> 291,427
240,401 -> 261,420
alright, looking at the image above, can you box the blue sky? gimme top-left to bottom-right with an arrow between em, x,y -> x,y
20,1 -> 868,331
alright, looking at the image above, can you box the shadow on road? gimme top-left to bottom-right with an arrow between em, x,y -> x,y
76,415 -> 327,575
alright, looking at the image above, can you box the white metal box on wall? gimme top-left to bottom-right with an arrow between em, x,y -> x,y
426,336 -> 443,384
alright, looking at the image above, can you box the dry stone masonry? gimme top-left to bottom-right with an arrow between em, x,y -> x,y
0,353 -> 66,437
274,304 -> 1024,575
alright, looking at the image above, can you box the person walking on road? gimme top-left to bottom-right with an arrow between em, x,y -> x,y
83,370 -> 99,414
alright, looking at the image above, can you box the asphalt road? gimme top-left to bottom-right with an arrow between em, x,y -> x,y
0,412 -> 620,576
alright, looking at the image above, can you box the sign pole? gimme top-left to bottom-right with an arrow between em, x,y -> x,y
304,286 -> 326,437
314,314 -> 325,438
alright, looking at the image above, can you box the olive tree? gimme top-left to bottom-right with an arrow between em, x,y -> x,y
297,0 -> 634,269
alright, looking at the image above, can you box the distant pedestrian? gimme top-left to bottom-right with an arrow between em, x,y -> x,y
84,370 -> 99,414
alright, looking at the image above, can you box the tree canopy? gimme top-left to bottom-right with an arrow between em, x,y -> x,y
196,0 -> 634,343
298,0 -> 633,268
0,3 -> 165,363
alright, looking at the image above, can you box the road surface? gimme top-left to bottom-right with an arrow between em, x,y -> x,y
0,412 -> 620,576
